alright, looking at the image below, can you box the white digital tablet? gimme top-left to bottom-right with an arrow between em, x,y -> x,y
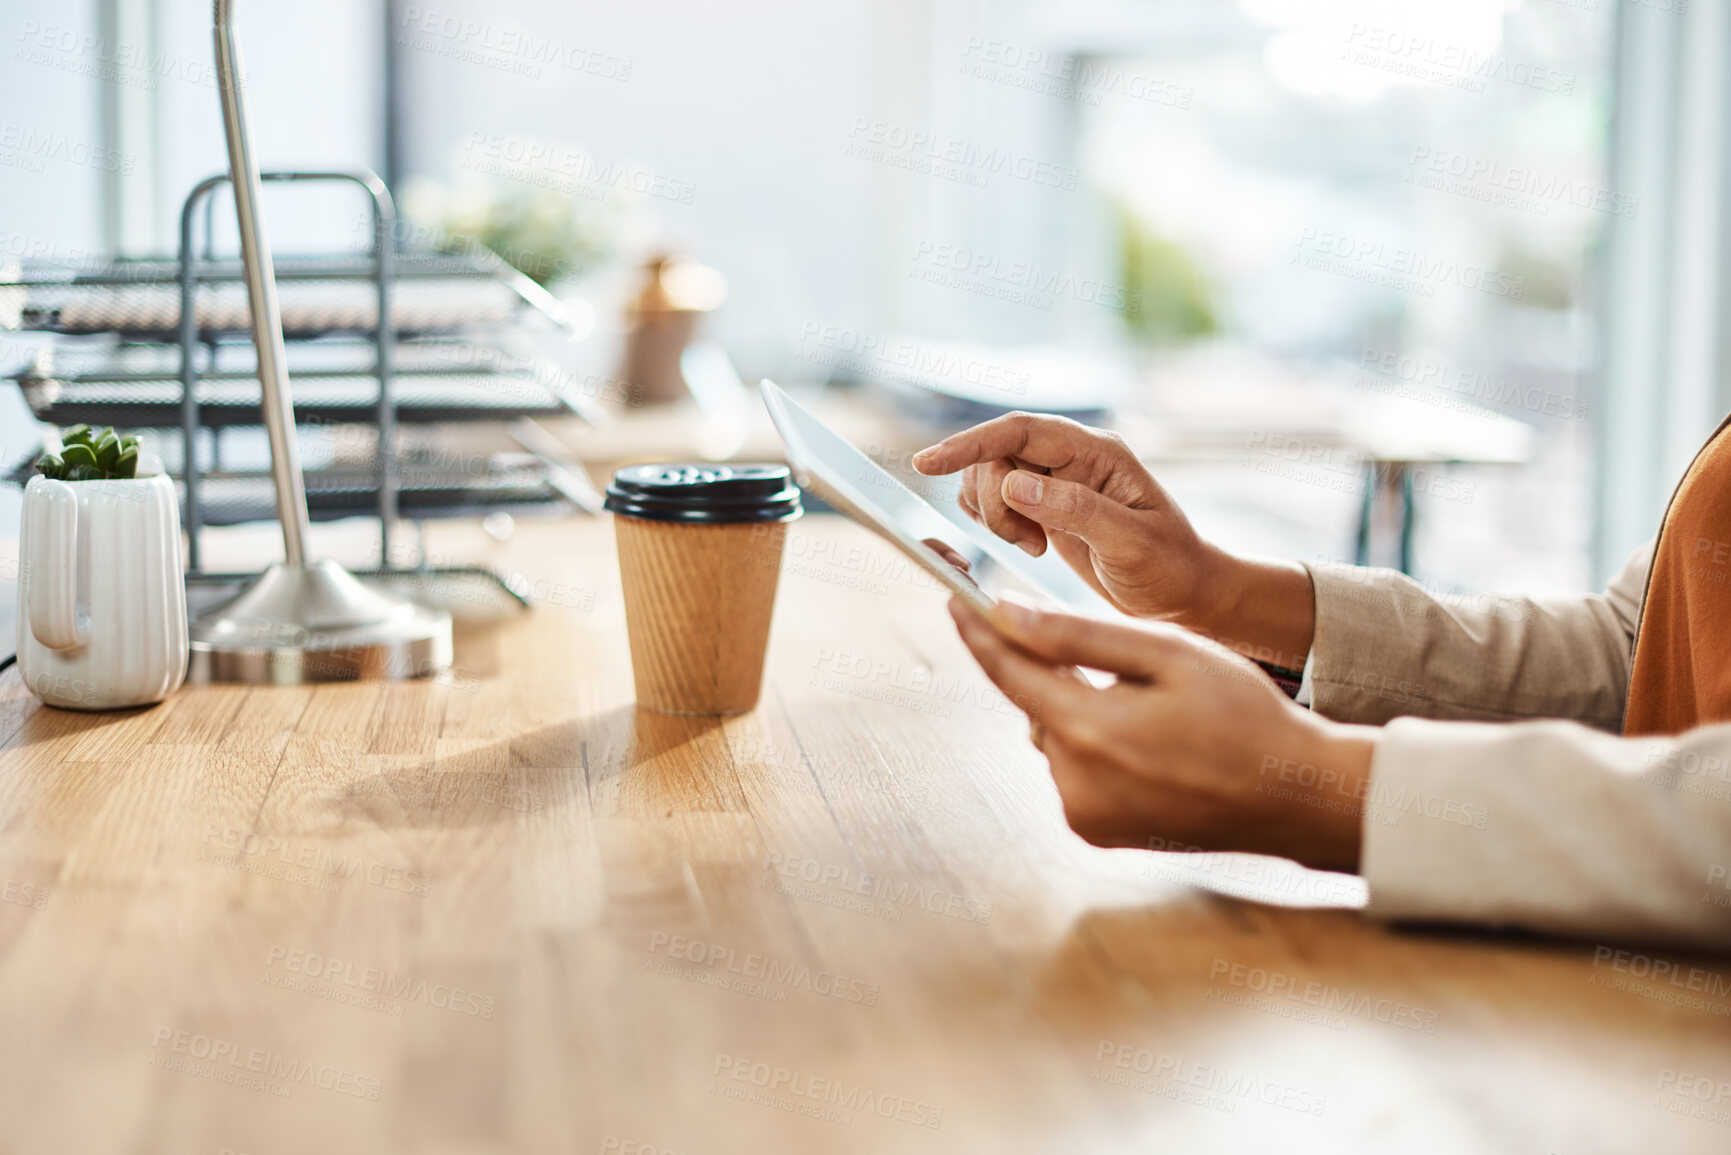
762,379 -> 1074,616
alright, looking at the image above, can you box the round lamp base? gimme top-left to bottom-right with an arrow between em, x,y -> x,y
188,560 -> 454,685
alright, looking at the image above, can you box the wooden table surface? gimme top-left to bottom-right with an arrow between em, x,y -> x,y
2,514 -> 1729,1154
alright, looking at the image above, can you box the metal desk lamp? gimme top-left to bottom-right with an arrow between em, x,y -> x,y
188,0 -> 451,683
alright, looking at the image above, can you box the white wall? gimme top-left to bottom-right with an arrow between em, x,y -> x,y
155,0 -> 385,255
1,1 -> 106,264
392,0 -> 1105,379
3,0 -> 384,258
3,0 -> 1111,376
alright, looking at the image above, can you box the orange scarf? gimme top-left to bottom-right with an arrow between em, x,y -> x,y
1624,419 -> 1731,736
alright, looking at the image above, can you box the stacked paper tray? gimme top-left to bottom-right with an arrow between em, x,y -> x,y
5,254 -> 527,339
3,452 -> 580,527
14,337 -> 598,429
196,458 -> 570,526
2,241 -> 597,565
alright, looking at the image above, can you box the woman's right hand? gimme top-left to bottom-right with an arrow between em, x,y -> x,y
911,412 -> 1227,624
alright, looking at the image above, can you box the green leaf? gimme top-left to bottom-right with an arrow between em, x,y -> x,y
66,463 -> 100,481
95,431 -> 121,470
61,424 -> 94,446
61,442 -> 98,471
120,434 -> 141,452
34,453 -> 64,479
113,448 -> 139,479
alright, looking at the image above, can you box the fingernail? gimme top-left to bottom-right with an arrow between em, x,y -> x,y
1017,539 -> 1042,557
911,447 -> 938,470
1004,471 -> 1043,504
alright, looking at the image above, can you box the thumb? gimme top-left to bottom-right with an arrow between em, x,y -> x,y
1001,470 -> 1135,546
992,595 -> 1183,680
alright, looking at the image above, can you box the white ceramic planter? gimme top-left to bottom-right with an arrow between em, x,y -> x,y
17,473 -> 189,710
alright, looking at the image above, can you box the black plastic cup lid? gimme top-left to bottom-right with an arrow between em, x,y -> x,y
603,463 -> 803,524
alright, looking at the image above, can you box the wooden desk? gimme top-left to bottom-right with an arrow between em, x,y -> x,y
1,515 -> 1727,1154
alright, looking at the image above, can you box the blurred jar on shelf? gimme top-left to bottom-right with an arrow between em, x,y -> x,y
618,252 -> 727,405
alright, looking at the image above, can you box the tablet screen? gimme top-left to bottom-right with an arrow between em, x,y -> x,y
760,380 -> 1087,613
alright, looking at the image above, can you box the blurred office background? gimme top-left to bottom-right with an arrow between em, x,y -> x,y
0,0 -> 1723,599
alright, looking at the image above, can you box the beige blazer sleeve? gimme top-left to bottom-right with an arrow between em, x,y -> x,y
1360,717 -> 1731,950
1301,544 -> 1653,731
1304,545 -> 1731,948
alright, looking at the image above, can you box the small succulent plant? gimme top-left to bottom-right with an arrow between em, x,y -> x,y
34,425 -> 144,481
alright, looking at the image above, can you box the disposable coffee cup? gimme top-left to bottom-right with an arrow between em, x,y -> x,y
605,463 -> 802,715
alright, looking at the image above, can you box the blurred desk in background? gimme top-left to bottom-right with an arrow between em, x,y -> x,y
546,343 -> 1532,577
1125,352 -> 1533,573
0,516 -> 1723,1154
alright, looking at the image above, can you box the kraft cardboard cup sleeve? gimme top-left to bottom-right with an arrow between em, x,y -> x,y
605,464 -> 802,715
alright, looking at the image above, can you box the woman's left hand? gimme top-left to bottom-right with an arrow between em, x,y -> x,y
949,595 -> 1378,873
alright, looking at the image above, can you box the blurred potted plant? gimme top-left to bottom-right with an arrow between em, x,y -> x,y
402,179 -> 623,288
1117,210 -> 1218,351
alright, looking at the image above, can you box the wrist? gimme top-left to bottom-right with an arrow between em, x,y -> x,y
1301,716 -> 1377,872
1184,549 -> 1316,672
1173,541 -> 1245,633
1279,718 -> 1377,873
